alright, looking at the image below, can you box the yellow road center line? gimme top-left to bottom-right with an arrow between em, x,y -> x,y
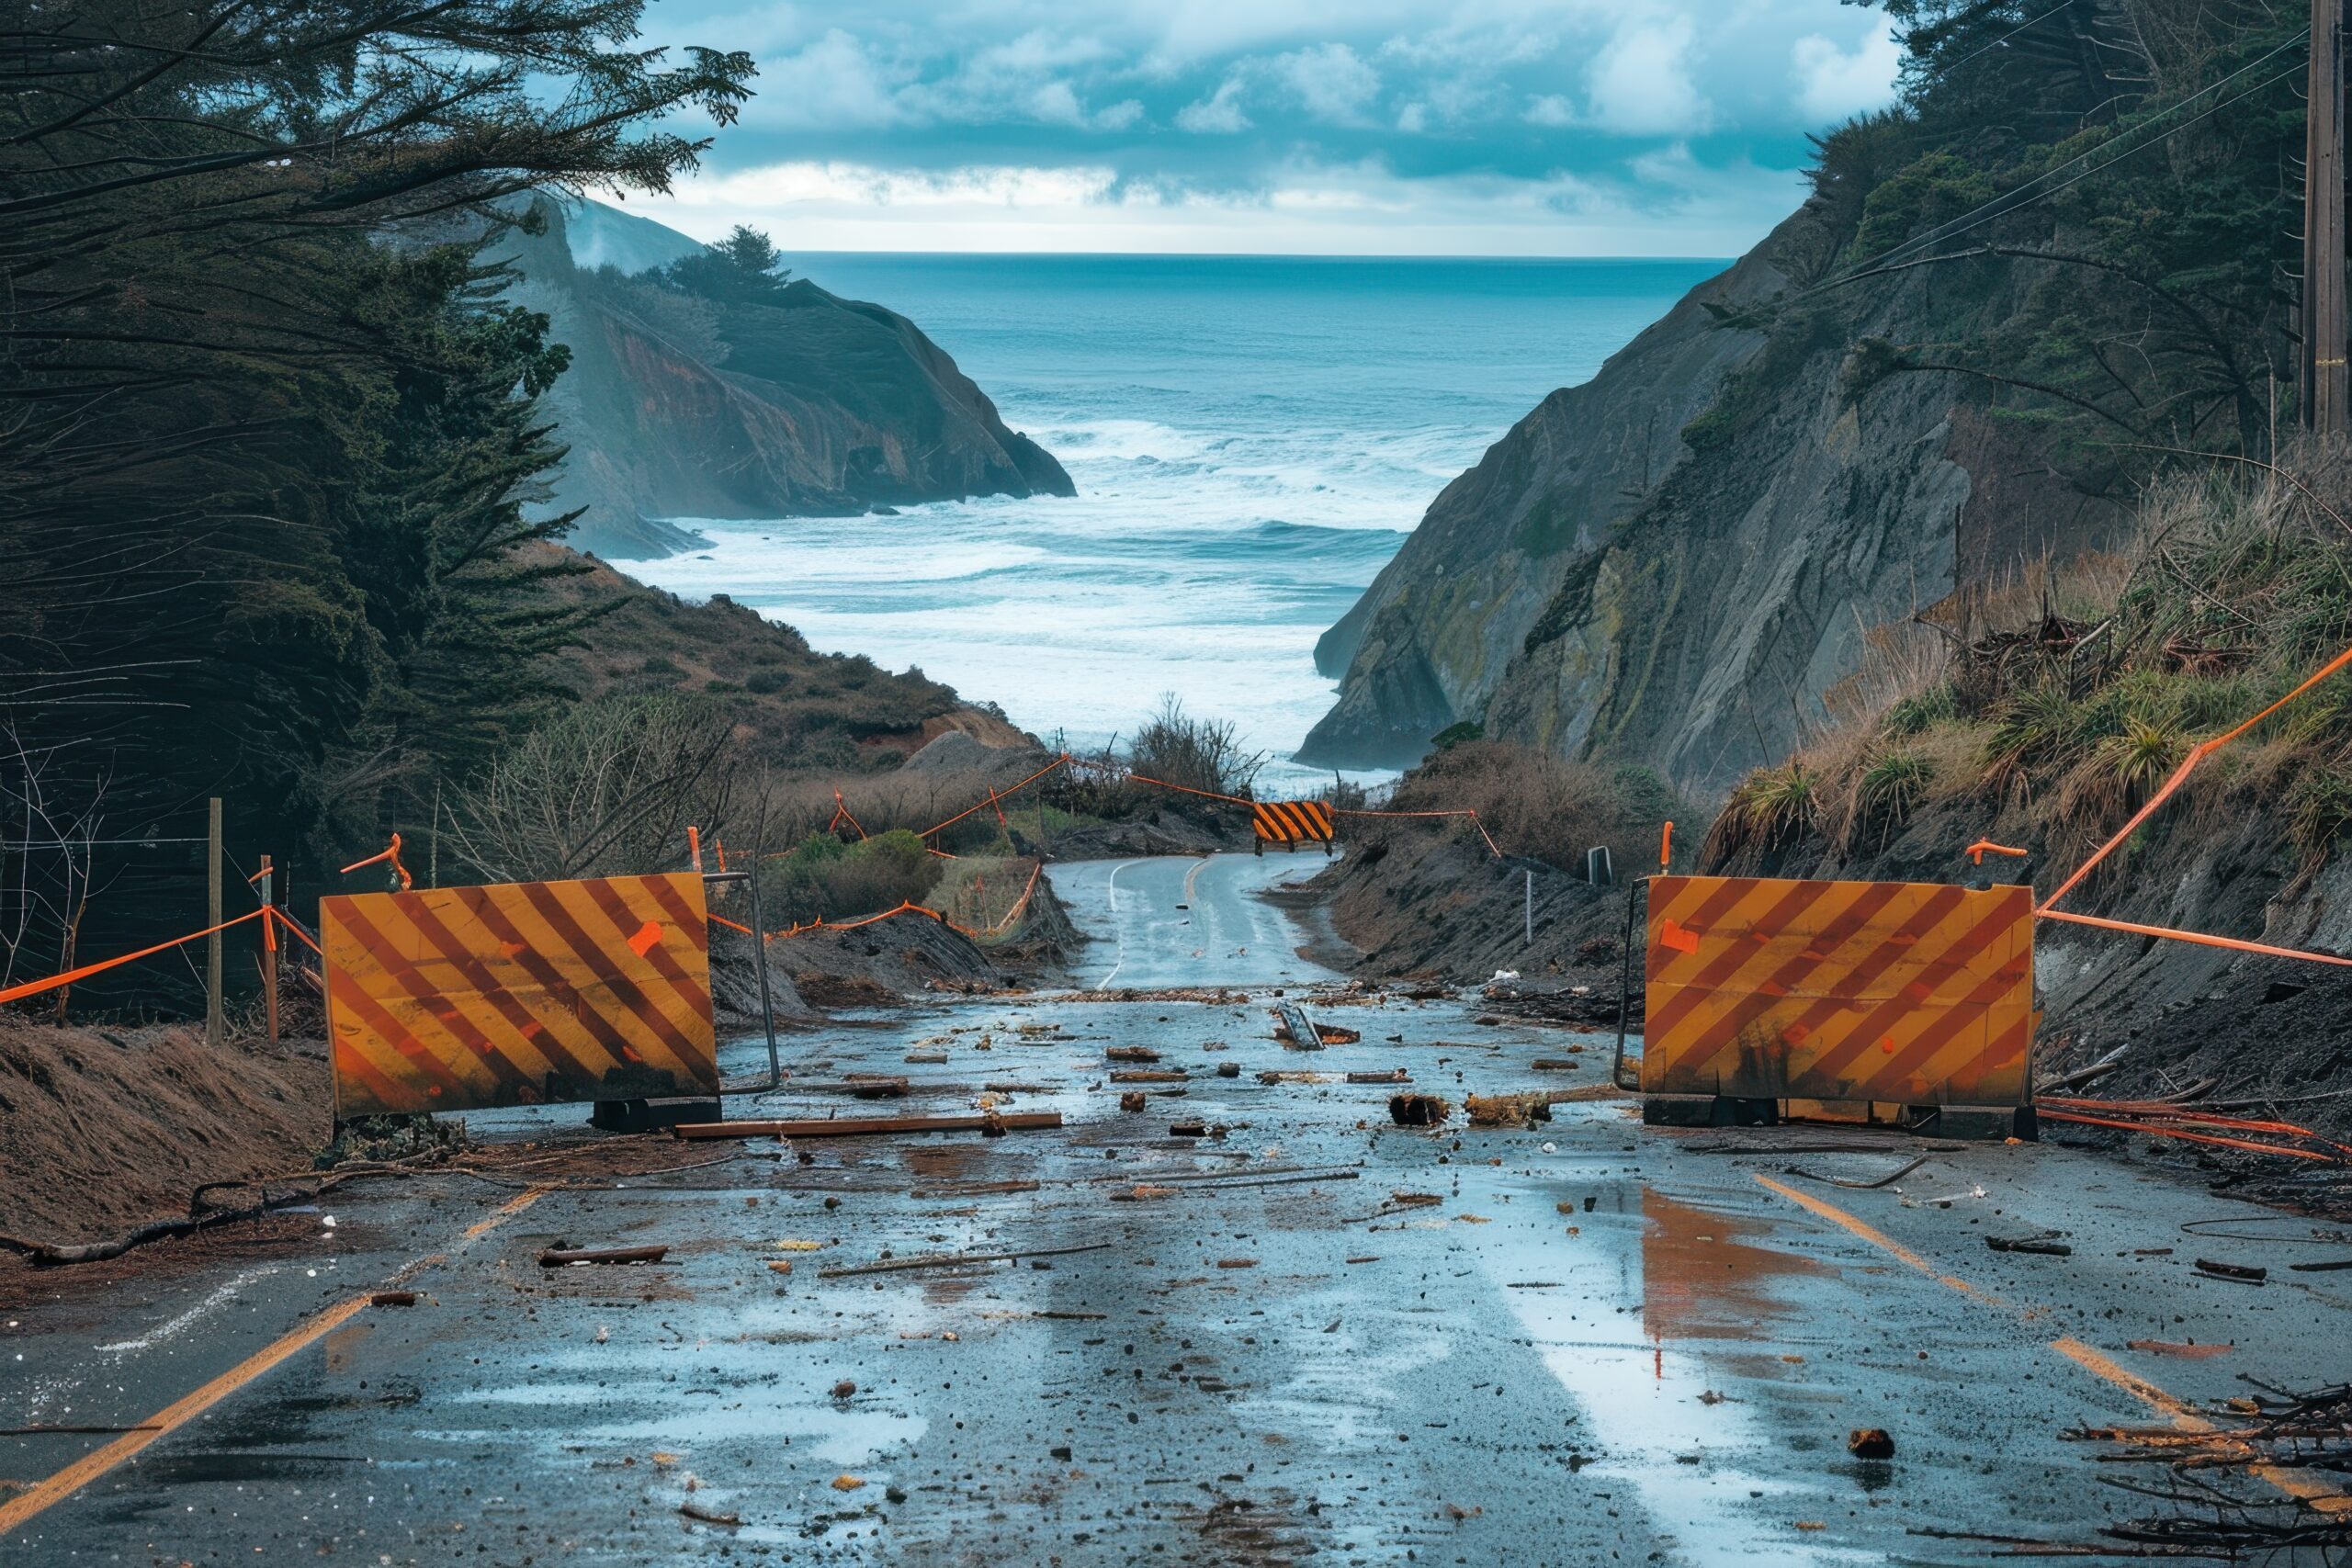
2,1181 -> 552,1537
1750,1174 -> 1998,1303
1754,1173 -> 2348,1513
1182,856 -> 1211,908
463,1184 -> 546,1239
0,1294 -> 368,1538
2048,1337 -> 2352,1513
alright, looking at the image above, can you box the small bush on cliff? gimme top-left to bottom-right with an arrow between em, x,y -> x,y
763,829 -> 942,927
1128,694 -> 1268,800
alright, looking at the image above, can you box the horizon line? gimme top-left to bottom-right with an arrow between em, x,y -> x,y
765,248 -> 1737,263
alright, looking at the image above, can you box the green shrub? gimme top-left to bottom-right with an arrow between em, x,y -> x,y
1852,745 -> 1930,843
1883,683 -> 1960,737
762,829 -> 942,926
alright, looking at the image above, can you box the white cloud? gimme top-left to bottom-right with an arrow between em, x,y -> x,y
1273,41 -> 1381,125
746,28 -> 911,130
1396,102 -> 1429,133
1585,15 -> 1710,137
675,161 -> 1122,209
1790,28 -> 1902,123
1095,98 -> 1146,130
1176,76 -> 1252,133
1026,81 -> 1086,126
641,152 -> 1799,256
1523,92 -> 1574,128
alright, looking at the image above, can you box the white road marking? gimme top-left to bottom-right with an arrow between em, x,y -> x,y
96,1266 -> 280,1355
1093,859 -> 1145,990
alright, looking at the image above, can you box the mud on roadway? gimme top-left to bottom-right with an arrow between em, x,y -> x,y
4,852 -> 2350,1565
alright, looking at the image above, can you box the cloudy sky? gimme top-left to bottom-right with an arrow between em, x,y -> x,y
627,0 -> 1904,256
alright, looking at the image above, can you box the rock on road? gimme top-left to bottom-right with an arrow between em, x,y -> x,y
3,852 -> 2347,1564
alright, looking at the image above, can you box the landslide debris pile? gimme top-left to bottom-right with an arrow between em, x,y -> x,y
0,1021 -> 328,1245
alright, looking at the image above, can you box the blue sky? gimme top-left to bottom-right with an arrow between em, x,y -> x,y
624,1 -> 1904,256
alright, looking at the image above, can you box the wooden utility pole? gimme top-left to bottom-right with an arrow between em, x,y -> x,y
2308,0 -> 2348,436
258,853 -> 277,1045
205,795 -> 222,1048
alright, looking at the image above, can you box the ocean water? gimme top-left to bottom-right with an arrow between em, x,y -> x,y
616,254 -> 1724,790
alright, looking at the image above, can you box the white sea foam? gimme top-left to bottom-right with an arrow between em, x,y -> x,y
619,254 -> 1721,781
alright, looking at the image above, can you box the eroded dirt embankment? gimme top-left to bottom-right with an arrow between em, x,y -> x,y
0,876 -> 1082,1247
0,1021 -> 331,1244
1315,786 -> 2352,1150
1302,831 -> 1633,1018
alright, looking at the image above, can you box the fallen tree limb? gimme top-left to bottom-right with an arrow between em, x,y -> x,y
675,1111 -> 1064,1141
817,1240 -> 1112,1280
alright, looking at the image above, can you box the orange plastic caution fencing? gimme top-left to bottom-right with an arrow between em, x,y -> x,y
1642,874 -> 2034,1111
1251,799 -> 1333,848
322,873 -> 718,1118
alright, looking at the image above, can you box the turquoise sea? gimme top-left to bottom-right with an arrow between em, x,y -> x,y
618,254 -> 1724,788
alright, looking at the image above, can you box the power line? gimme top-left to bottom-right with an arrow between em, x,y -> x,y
1816,32 -> 2309,294
1918,0 -> 2084,84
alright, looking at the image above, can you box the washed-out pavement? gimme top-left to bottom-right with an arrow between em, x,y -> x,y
3,852 -> 2348,1564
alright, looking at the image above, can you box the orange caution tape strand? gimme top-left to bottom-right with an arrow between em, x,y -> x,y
2037,1098 -> 2352,1158
0,908 -> 268,1008
1330,806 -> 1502,857
269,908 -> 323,957
762,858 -> 1049,944
979,860 -> 1046,936
1123,771 -> 1255,808
2034,906 -> 2352,969
2041,637 -> 2352,913
340,833 -> 412,892
707,912 -> 755,937
2037,1108 -> 2342,1163
918,754 -> 1072,838
2036,750 -> 2204,912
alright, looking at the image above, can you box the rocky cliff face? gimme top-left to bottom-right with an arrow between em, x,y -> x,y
501,202 -> 1072,559
1300,227 -> 1792,771
1301,205 -> 2128,793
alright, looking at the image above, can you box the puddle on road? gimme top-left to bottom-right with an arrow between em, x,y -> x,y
322,1318 -> 373,1373
1487,1184 -> 1872,1568
1642,1189 -> 1830,1342
901,1144 -> 989,1182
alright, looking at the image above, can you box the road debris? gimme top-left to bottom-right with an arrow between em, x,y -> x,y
674,1111 -> 1064,1140
1784,1154 -> 1928,1190
369,1290 -> 418,1306
679,1501 -> 741,1526
1464,1092 -> 1554,1127
2193,1258 -> 2267,1283
1985,1234 -> 2072,1256
1848,1428 -> 1895,1459
817,1240 -> 1114,1279
538,1245 -> 668,1267
1389,1093 -> 1450,1127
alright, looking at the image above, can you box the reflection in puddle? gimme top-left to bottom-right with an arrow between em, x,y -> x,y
322,1319 -> 374,1374
1642,1189 -> 1829,1343
1488,1187 -> 1872,1568
902,1144 -> 988,1182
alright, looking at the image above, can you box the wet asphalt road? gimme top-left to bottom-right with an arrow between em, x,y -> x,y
6,852 -> 2352,1565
